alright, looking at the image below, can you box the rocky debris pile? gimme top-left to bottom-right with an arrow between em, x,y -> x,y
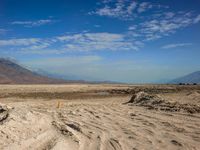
126,92 -> 200,113
124,92 -> 164,106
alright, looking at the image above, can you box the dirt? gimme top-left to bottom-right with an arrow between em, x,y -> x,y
0,84 -> 200,150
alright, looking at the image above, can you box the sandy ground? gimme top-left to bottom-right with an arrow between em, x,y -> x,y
0,84 -> 200,150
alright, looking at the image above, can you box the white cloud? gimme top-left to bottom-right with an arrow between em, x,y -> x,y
0,32 -> 143,53
128,25 -> 137,31
92,1 -> 200,44
4,2 -> 198,55
0,38 -> 52,54
90,1 -> 160,20
127,1 -> 137,14
93,5 -> 127,19
22,42 -> 51,50
0,38 -> 40,46
137,2 -> 152,13
129,12 -> 200,41
57,32 -> 142,51
162,43 -> 192,49
90,0 -> 138,20
164,12 -> 175,19
11,19 -> 55,27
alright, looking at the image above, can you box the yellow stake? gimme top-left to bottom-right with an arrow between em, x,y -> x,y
57,101 -> 61,109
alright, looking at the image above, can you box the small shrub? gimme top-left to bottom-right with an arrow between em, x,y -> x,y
179,83 -> 185,85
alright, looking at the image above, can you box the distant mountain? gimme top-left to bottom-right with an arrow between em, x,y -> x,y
170,71 -> 200,84
0,58 -> 67,84
35,69 -> 83,81
35,68 -> 122,84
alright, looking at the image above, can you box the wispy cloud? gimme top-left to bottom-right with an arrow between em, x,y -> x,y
125,11 -> 200,43
90,0 -> 200,47
138,12 -> 200,41
128,25 -> 137,31
162,43 -> 193,49
0,38 -> 52,53
137,2 -> 152,13
0,38 -> 40,46
11,19 -> 56,27
2,1 -> 200,55
0,32 -> 143,54
90,1 -> 164,20
56,32 -> 143,51
90,0 -> 138,20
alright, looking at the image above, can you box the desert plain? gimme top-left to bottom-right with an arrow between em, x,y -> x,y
0,84 -> 200,150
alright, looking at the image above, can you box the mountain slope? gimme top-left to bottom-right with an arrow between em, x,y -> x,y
0,58 -> 66,84
171,71 -> 200,84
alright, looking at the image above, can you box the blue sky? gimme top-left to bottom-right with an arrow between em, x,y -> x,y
0,0 -> 200,83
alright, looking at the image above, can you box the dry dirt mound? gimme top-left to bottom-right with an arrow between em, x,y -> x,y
126,92 -> 200,113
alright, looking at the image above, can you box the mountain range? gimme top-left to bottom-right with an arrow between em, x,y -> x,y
0,58 -> 199,84
0,58 -> 119,84
0,58 -> 66,84
170,71 -> 200,84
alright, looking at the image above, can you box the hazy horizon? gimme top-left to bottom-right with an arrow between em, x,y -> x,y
0,0 -> 200,83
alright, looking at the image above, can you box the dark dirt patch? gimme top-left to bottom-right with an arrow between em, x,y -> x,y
171,140 -> 182,146
0,105 -> 9,123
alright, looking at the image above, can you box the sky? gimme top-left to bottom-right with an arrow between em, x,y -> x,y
0,0 -> 200,83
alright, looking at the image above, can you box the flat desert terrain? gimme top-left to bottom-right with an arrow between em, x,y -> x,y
0,84 -> 200,150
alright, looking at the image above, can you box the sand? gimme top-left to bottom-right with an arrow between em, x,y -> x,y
0,84 -> 200,150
